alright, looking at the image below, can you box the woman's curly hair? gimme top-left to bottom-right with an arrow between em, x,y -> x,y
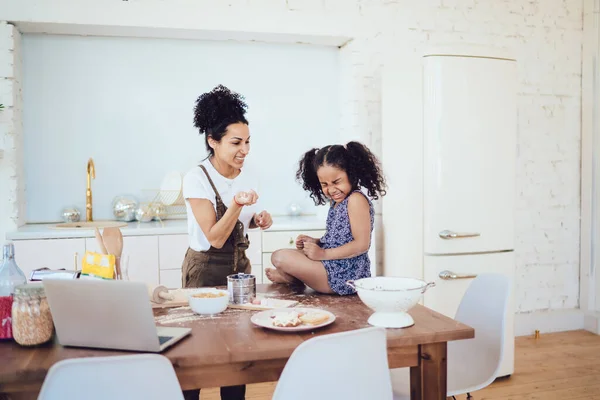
296,141 -> 387,205
193,84 -> 248,155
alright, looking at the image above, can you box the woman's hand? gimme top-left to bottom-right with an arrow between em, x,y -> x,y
233,189 -> 258,207
253,211 -> 272,230
302,242 -> 325,260
295,234 -> 318,249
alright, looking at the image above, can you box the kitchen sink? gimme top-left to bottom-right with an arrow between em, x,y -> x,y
51,221 -> 128,230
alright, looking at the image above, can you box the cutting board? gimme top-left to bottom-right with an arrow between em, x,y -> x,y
150,288 -> 298,310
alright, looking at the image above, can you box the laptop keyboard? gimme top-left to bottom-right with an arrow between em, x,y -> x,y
158,336 -> 174,345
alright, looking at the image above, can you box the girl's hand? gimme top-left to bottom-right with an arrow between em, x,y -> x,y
295,234 -> 314,249
254,211 -> 272,230
234,189 -> 258,207
303,242 -> 325,260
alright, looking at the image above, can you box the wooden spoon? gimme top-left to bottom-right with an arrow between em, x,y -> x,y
94,227 -> 108,254
103,227 -> 124,279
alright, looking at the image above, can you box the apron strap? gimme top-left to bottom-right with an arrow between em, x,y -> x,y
199,164 -> 225,205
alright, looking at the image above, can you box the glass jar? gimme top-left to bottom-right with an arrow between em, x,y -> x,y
11,283 -> 54,346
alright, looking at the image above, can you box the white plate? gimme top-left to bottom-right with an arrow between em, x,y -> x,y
159,171 -> 183,205
250,307 -> 336,332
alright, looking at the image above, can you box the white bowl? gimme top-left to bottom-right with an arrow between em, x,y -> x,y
347,277 -> 435,328
187,288 -> 230,315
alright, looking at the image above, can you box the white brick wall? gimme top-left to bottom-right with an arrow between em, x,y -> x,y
0,22 -> 24,238
333,0 -> 583,313
0,0 -> 584,314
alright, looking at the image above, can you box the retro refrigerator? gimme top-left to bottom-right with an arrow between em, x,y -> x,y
382,45 -> 516,377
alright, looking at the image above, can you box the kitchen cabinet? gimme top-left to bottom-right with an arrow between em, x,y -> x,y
156,231 -> 262,288
13,238 -> 86,280
8,216 -> 381,290
158,234 -> 189,271
85,236 -> 160,286
159,269 -> 182,288
260,229 -> 326,284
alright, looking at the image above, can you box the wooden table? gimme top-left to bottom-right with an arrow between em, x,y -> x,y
0,283 -> 473,400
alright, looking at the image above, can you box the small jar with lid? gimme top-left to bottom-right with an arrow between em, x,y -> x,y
11,283 -> 54,346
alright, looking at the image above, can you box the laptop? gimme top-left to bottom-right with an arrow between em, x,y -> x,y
43,279 -> 191,352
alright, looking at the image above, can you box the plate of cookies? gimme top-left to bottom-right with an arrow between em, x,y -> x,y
250,307 -> 336,332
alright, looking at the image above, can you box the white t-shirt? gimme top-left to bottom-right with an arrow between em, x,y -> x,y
183,159 -> 259,252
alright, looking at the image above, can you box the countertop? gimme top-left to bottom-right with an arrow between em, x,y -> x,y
6,215 -> 327,240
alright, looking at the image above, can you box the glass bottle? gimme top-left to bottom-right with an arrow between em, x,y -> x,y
0,242 -> 27,340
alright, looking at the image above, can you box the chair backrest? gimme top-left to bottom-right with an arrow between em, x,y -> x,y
272,326 -> 393,400
37,354 -> 184,400
447,273 -> 510,395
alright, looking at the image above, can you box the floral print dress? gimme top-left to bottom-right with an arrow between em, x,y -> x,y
320,190 -> 374,295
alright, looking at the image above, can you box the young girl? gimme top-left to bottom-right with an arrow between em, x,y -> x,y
265,141 -> 387,295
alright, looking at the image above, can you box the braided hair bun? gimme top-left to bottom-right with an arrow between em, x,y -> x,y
193,84 -> 248,135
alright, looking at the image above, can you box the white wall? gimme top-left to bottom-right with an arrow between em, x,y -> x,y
0,0 -> 586,327
21,34 -> 339,222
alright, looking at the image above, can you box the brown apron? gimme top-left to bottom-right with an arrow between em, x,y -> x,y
182,165 -> 251,288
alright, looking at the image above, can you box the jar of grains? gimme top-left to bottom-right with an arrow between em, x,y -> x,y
11,283 -> 54,346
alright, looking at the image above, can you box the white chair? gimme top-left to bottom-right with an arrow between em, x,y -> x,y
38,353 -> 184,400
272,326 -> 394,400
391,273 -> 510,400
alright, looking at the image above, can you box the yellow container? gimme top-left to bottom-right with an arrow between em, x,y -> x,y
81,251 -> 116,279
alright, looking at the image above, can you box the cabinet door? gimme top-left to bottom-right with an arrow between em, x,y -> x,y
158,234 -> 188,271
262,230 -> 326,253
423,56 -> 516,255
13,239 -> 86,280
247,230 -> 262,265
85,236 -> 159,286
160,269 -> 182,289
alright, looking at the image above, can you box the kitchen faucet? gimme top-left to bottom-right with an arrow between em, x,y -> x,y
86,158 -> 95,221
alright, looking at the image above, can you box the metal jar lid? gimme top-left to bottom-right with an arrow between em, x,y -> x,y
14,282 -> 46,297
227,273 -> 255,286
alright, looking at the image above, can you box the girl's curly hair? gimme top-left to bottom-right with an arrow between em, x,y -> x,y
193,84 -> 248,156
296,141 -> 387,205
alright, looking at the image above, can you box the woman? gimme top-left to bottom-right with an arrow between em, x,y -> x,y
181,84 -> 272,400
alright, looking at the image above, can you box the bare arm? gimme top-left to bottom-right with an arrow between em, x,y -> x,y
188,198 -> 243,249
304,192 -> 371,260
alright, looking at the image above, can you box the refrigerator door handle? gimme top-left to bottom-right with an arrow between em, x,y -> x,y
438,230 -> 481,239
439,270 -> 477,280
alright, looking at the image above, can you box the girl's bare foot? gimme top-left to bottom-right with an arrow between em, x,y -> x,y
265,268 -> 296,284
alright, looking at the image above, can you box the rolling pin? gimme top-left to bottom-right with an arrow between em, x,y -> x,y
147,284 -> 175,303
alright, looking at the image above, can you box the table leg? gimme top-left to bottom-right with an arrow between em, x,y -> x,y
409,343 -> 448,400
409,365 -> 422,400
